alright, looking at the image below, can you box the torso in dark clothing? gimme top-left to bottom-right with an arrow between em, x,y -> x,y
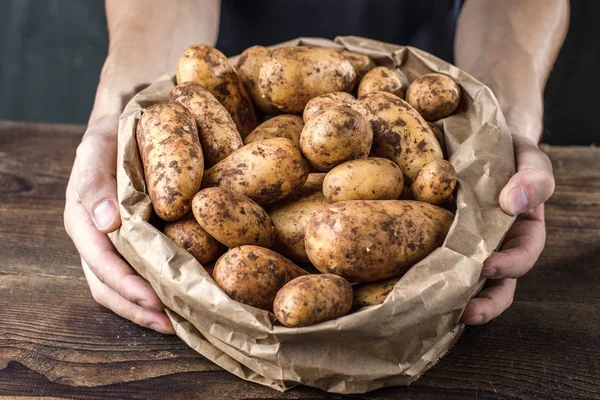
216,0 -> 462,62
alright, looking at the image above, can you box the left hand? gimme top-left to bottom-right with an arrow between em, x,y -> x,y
461,134 -> 555,325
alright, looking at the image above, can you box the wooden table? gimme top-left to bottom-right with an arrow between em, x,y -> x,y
0,121 -> 598,399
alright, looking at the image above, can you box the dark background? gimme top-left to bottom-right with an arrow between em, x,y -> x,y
0,0 -> 597,145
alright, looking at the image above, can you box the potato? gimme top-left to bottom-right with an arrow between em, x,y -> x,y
410,159 -> 457,205
169,82 -> 243,167
268,173 -> 329,262
136,103 -> 203,221
163,214 -> 224,265
322,158 -> 404,202
427,122 -> 447,157
192,188 -> 276,248
336,50 -> 376,82
235,45 -> 280,115
274,274 -> 353,327
202,138 -> 310,204
406,73 -> 461,121
176,44 -> 258,137
300,106 -> 372,171
213,245 -> 308,311
352,277 -> 401,308
244,115 -> 304,148
357,66 -> 405,98
259,46 -> 356,113
352,91 -> 443,182
303,92 -> 356,123
305,200 -> 455,282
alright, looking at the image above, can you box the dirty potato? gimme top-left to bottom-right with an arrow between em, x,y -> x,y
274,274 -> 353,327
352,91 -> 443,182
136,103 -> 203,221
322,158 -> 404,202
406,73 -> 461,121
202,138 -> 310,204
305,200 -> 455,282
300,106 -> 372,171
336,50 -> 376,82
235,45 -> 280,115
268,173 -> 329,262
259,46 -> 356,113
357,66 -> 405,98
163,214 -> 224,265
244,115 -> 304,148
213,245 -> 308,311
176,44 -> 258,136
410,159 -> 457,205
192,188 -> 276,248
352,277 -> 401,308
303,92 -> 356,123
169,82 -> 243,167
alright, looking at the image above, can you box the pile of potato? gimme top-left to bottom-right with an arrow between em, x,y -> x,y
136,44 -> 461,328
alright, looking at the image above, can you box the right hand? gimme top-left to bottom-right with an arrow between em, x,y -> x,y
64,112 -> 175,334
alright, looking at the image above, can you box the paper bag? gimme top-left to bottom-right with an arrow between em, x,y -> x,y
111,36 -> 515,394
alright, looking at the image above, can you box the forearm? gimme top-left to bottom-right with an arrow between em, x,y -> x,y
92,0 -> 221,122
455,0 -> 569,143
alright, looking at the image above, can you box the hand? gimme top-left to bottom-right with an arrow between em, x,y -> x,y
64,113 -> 175,334
461,134 -> 555,325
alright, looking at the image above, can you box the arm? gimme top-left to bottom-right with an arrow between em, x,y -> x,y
64,0 -> 221,333
454,0 -> 569,324
456,0 -> 568,144
94,0 -> 220,120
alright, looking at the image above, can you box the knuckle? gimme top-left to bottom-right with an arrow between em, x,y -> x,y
544,170 -> 556,196
479,309 -> 493,324
129,307 -> 152,328
76,168 -> 108,202
84,120 -> 118,142
75,139 -> 93,163
86,262 -> 109,286
506,292 -> 515,309
63,208 -> 72,236
89,285 -> 107,307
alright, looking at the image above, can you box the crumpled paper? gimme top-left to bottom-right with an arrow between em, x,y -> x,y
110,36 -> 515,394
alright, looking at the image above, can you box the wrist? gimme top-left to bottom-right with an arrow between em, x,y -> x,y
89,54 -> 158,125
477,73 -> 544,145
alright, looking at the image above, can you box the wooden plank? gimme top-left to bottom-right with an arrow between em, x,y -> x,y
0,275 -> 217,387
1,123 -> 599,398
1,302 -> 598,399
0,122 -> 82,278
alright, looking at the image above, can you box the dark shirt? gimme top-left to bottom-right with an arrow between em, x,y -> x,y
216,0 -> 462,62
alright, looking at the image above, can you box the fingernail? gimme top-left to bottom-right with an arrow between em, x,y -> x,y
149,322 -> 175,335
508,187 -> 528,215
138,300 -> 163,311
148,322 -> 163,332
481,267 -> 497,277
93,200 -> 116,230
465,315 -> 484,325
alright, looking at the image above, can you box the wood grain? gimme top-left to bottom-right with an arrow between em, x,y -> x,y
0,122 -> 599,399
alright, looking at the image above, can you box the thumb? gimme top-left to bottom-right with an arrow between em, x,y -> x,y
499,134 -> 555,216
75,114 -> 122,233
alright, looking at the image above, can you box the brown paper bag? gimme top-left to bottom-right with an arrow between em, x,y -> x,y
111,36 -> 515,394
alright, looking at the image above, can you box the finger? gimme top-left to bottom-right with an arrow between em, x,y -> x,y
82,260 -> 174,334
482,205 -> 546,279
499,134 -> 555,216
461,278 -> 516,325
65,199 -> 166,311
75,114 -> 121,233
